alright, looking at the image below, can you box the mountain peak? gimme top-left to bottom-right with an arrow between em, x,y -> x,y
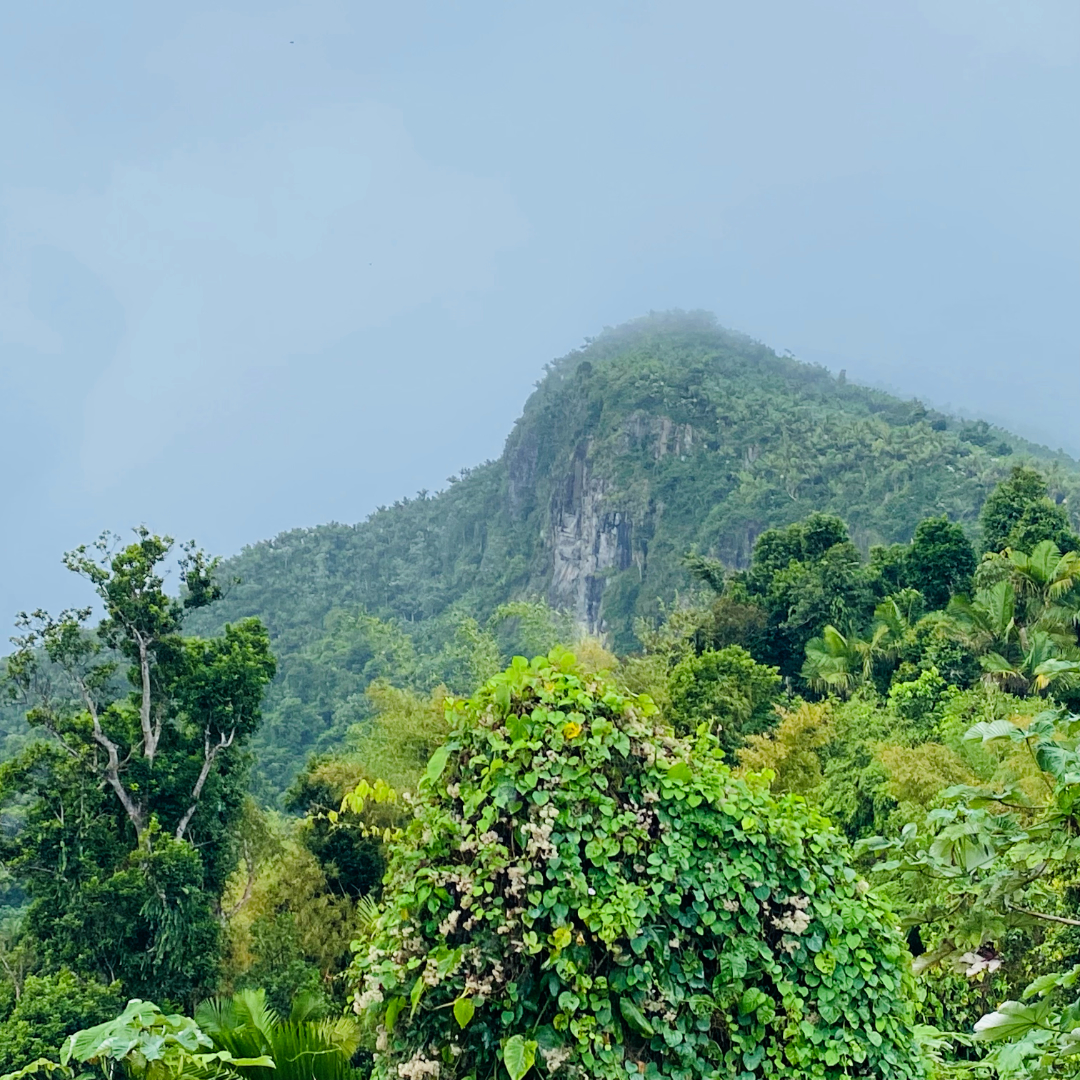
204,312 -> 1079,650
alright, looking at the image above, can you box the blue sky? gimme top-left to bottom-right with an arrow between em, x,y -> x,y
2,1 -> 1078,622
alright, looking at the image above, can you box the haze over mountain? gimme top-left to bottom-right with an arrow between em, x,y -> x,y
3,1 -> 1078,630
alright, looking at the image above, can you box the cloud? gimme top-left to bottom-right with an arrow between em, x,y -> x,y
1,101 -> 529,489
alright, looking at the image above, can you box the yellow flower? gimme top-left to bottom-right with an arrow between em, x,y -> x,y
562,721 -> 583,739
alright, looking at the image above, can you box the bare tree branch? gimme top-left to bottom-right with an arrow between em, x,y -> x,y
174,726 -> 236,840
222,838 -> 258,919
69,671 -> 145,836
1006,903 -> 1080,928
134,631 -> 161,765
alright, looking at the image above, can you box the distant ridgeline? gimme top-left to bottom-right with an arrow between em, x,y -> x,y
173,311 -> 1079,797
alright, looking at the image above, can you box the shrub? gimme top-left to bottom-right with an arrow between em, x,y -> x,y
351,651 -> 923,1079
0,970 -> 123,1073
666,645 -> 781,753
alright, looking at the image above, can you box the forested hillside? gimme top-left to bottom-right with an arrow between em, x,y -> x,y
184,311 -> 1080,797
5,314 -> 1080,1078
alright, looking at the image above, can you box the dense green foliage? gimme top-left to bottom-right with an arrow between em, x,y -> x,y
907,517 -> 977,611
5,315 -> 1080,1077
0,532 -> 275,1006
195,989 -> 361,1080
665,645 -> 781,753
183,313 -> 1080,797
351,653 -> 922,1080
0,972 -> 123,1075
979,467 -> 1080,556
861,709 -> 1080,1078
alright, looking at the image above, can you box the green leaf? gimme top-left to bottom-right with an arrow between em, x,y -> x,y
667,762 -> 692,783
203,1052 -> 276,1068
425,744 -> 452,785
1034,740 -> 1070,780
550,926 -> 572,951
974,999 -> 1052,1041
410,975 -> 426,1017
619,997 -> 655,1036
0,1059 -> 74,1080
742,1045 -> 765,1071
964,719 -> 1019,744
385,996 -> 406,1031
454,996 -> 476,1029
503,1034 -> 538,1080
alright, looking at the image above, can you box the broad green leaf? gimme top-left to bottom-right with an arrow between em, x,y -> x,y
410,975 -> 426,1017
978,653 -> 1018,675
503,1034 -> 537,1080
1021,968 -> 1077,999
385,996 -> 406,1031
974,999 -> 1052,1041
964,719 -> 1018,744
425,744 -> 452,785
550,925 -> 572,951
1034,740 -> 1070,779
618,997 -> 655,1036
0,1059 -> 73,1080
454,996 -> 476,1029
667,762 -> 692,783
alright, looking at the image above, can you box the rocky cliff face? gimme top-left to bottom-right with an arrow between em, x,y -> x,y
520,411 -> 697,633
200,311 -> 1079,662
547,442 -> 634,631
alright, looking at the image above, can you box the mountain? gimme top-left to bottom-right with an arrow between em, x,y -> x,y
182,310 -> 1080,795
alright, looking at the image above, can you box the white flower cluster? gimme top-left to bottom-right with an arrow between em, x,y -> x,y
540,1046 -> 572,1073
392,925 -> 426,966
432,867 -> 474,898
421,954 -> 443,987
954,949 -> 1002,977
506,863 -> 528,897
642,994 -> 674,1021
397,1051 -> 440,1079
463,955 -> 505,998
772,895 -> 812,936
629,800 -> 657,837
522,802 -> 559,861
438,908 -> 461,937
355,985 -> 384,1011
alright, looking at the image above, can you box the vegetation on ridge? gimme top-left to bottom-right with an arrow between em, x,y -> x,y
183,312 -> 1080,798
3,315 -> 1080,1077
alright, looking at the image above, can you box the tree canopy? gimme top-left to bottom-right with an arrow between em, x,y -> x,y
351,652 -> 922,1080
0,531 -> 275,1005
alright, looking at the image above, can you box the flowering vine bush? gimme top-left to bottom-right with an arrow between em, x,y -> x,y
350,651 -> 923,1079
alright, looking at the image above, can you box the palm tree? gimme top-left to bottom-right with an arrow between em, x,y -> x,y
1004,540 -> 1080,635
801,595 -> 915,695
946,577 -> 1080,696
195,990 -> 361,1080
802,625 -> 860,695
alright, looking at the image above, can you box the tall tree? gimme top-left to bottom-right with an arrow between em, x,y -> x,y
1,530 -> 275,1004
906,515 -> 976,610
979,466 -> 1079,555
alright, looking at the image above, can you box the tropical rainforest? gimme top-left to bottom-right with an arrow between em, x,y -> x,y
2,312 -> 1080,1079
